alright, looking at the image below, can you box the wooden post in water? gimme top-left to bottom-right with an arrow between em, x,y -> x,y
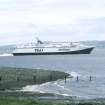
76,76 -> 79,82
89,76 -> 92,81
0,76 -> 2,81
33,76 -> 36,83
50,74 -> 53,81
17,77 -> 20,82
64,75 -> 67,84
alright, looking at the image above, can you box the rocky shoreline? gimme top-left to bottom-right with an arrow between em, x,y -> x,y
0,67 -> 70,90
0,67 -> 104,105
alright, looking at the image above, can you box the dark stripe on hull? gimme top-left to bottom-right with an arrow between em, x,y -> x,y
13,47 -> 94,56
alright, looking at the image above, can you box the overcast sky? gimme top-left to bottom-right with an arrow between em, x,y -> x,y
0,0 -> 105,45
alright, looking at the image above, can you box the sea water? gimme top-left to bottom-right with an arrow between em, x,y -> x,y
0,45 -> 105,99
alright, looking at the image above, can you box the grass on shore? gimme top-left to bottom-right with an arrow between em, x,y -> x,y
0,97 -> 105,105
0,98 -> 64,105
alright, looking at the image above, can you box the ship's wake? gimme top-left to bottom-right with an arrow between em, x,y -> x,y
0,53 -> 13,56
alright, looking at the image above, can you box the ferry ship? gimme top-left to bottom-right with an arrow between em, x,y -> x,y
13,39 -> 94,56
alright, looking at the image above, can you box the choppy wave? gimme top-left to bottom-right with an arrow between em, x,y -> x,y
20,71 -> 82,97
21,81 -> 72,96
0,53 -> 13,56
70,72 -> 81,77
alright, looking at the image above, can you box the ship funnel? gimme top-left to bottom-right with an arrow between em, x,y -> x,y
36,37 -> 43,44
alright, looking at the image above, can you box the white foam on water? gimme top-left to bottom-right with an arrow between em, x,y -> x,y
21,85 -> 45,93
70,72 -> 81,77
61,94 -> 70,96
0,53 -> 13,56
21,81 -> 72,96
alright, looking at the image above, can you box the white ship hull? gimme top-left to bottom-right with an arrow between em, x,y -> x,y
13,47 -> 94,56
